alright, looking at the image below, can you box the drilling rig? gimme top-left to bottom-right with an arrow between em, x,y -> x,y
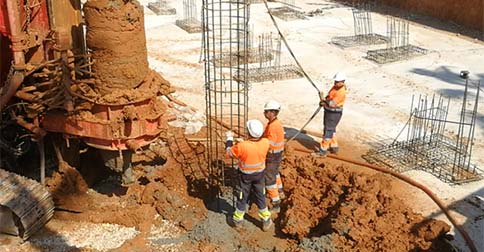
0,0 -> 173,239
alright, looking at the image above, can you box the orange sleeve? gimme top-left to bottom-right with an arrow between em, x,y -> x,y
265,124 -> 275,142
333,89 -> 346,107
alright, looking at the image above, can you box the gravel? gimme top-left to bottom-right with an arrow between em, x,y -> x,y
148,217 -> 185,252
27,222 -> 139,252
297,235 -> 335,252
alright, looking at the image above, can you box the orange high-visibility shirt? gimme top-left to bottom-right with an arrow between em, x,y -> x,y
263,118 -> 285,153
326,85 -> 346,109
226,138 -> 270,174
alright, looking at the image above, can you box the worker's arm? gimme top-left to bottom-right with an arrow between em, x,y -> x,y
225,131 -> 238,158
265,125 -> 275,142
325,88 -> 346,108
331,90 -> 346,108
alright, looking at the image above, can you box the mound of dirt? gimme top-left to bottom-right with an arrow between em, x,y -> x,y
46,161 -> 89,198
280,151 -> 452,252
45,128 -> 207,233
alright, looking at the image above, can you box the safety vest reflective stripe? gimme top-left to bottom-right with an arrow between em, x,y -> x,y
239,168 -> 265,174
266,184 -> 278,189
265,119 -> 285,151
241,161 -> 264,168
324,106 -> 343,112
269,140 -> 284,146
269,140 -> 284,147
238,160 -> 265,174
269,140 -> 284,152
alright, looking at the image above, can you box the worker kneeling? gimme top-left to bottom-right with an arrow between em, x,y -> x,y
225,119 -> 273,231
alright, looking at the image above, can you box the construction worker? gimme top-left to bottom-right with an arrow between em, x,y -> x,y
225,119 -> 273,231
263,100 -> 285,214
317,71 -> 347,156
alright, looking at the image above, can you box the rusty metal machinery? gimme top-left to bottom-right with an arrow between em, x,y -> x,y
0,0 -> 175,238
1,0 -> 173,162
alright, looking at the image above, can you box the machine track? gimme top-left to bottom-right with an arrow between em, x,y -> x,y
0,169 -> 54,240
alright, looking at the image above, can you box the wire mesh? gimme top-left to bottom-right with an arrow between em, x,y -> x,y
331,5 -> 388,48
269,6 -> 306,21
203,0 -> 249,198
240,33 -> 303,82
363,80 -> 482,184
176,0 -> 202,33
366,17 -> 427,64
147,0 -> 176,15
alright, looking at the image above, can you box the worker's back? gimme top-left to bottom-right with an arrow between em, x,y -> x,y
227,138 -> 270,174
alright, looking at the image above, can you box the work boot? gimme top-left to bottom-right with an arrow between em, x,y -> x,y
329,146 -> 339,154
262,218 -> 273,232
270,201 -> 281,214
311,148 -> 328,157
228,217 -> 243,229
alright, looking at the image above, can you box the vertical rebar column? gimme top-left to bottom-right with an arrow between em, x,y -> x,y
203,0 -> 249,193
274,34 -> 282,67
190,0 -> 197,22
453,76 -> 469,174
466,80 -> 480,172
352,8 -> 372,37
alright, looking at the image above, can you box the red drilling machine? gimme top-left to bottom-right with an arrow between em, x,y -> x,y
0,0 -> 173,239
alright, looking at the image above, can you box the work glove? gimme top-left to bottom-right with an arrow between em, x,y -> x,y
318,91 -> 326,107
235,138 -> 244,143
226,131 -> 234,141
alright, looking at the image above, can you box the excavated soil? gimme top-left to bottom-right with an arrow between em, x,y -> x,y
84,0 -> 149,95
279,146 -> 453,252
11,114 -> 453,252
45,141 -> 207,231
40,133 -> 455,251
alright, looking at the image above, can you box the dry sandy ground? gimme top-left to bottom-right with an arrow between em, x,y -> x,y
141,0 -> 483,251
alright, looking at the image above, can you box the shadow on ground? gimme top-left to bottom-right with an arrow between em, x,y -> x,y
284,127 -> 320,151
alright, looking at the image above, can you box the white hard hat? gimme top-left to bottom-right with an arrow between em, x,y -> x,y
333,72 -> 346,82
246,119 -> 264,138
264,100 -> 281,111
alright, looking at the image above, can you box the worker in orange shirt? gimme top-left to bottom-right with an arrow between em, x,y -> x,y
225,119 -> 273,231
316,72 -> 347,156
262,100 -> 285,214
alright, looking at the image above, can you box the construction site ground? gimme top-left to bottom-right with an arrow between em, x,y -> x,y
1,0 -> 483,251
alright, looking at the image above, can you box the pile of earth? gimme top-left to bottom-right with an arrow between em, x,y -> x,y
279,148 -> 453,252
45,131 -> 207,233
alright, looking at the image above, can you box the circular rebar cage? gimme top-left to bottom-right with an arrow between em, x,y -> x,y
203,0 -> 250,188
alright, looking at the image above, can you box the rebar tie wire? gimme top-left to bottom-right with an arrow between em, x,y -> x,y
261,0 -> 324,142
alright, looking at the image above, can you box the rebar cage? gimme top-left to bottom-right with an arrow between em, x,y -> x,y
331,4 -> 388,48
203,0 -> 249,193
364,79 -> 482,184
176,0 -> 202,33
366,17 -> 427,64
